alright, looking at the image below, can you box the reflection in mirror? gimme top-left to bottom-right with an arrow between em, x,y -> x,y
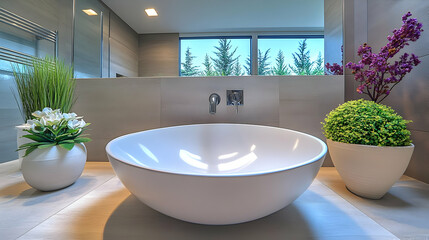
177,0 -> 343,76
324,0 -> 344,75
74,0 -> 102,78
0,8 -> 55,73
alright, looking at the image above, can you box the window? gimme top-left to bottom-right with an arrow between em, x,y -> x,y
180,37 -> 251,76
258,36 -> 324,75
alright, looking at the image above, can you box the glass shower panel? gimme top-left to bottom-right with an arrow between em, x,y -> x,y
74,0 -> 103,78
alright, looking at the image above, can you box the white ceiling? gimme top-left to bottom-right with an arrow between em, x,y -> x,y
101,0 -> 324,34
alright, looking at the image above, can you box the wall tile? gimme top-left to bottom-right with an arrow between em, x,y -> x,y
161,76 -> 279,127
344,0 -> 429,183
279,75 -> 344,166
382,55 -> 429,132
109,12 -> 138,51
324,0 -> 343,66
138,34 -> 179,77
73,78 -> 161,161
405,130 -> 429,183
367,0 -> 429,58
73,76 -> 344,164
110,38 -> 138,77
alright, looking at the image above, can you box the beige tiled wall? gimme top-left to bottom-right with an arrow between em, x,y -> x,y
73,78 -> 161,162
279,75 -> 344,166
109,12 -> 139,77
138,34 -> 179,77
73,76 -> 344,164
324,0 -> 343,67
161,76 -> 279,127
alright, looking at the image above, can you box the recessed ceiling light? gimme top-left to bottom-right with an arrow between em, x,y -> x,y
145,8 -> 158,17
82,9 -> 98,16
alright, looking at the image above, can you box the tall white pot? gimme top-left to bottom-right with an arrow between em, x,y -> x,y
327,139 -> 414,199
22,143 -> 87,191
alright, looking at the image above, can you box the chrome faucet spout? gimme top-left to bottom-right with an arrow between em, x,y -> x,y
209,93 -> 220,114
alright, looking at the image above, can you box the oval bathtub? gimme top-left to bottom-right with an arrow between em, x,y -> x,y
106,124 -> 327,225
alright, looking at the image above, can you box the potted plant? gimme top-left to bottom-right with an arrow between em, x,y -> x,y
321,12 -> 423,199
12,56 -> 75,163
322,100 -> 414,199
18,108 -> 90,191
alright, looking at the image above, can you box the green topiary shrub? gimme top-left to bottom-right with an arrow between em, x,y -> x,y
322,99 -> 412,146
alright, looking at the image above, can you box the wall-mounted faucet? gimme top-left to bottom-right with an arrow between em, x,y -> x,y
227,90 -> 243,113
209,93 -> 221,114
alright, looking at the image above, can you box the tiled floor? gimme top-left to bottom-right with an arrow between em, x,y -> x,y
0,161 -> 428,240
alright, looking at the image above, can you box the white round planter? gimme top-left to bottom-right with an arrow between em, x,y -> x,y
21,143 -> 87,191
327,139 -> 414,199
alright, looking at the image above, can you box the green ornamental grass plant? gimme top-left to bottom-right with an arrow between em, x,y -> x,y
12,56 -> 76,121
322,99 -> 412,146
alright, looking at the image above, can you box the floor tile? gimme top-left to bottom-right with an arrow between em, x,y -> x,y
0,161 -> 115,240
317,167 -> 429,239
2,162 -> 428,240
98,181 -> 397,240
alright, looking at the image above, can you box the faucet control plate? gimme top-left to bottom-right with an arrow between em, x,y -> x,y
226,90 -> 243,105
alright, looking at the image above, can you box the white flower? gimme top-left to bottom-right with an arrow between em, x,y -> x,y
67,119 -> 86,129
43,111 -> 63,126
62,112 -> 77,121
27,119 -> 43,132
32,108 -> 53,118
32,110 -> 43,119
32,108 -> 62,120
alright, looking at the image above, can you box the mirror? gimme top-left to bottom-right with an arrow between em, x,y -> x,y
175,0 -> 344,76
73,0 -> 103,78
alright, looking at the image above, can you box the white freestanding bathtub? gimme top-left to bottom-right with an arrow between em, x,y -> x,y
106,124 -> 327,225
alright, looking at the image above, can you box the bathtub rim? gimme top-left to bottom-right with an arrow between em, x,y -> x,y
106,123 -> 327,177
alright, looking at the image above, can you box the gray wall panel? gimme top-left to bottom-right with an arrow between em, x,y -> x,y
110,13 -> 138,50
160,76 -> 279,127
344,0 -> 429,183
382,55 -> 429,132
73,78 -> 161,162
0,75 -> 22,163
365,1 -> 429,183
324,0 -> 343,69
279,75 -> 344,166
367,0 -> 429,58
72,75 -> 344,167
109,38 -> 138,77
406,130 -> 429,183
108,12 -> 139,77
138,34 -> 179,77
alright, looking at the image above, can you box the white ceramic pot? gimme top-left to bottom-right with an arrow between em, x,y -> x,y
21,143 -> 87,191
327,139 -> 414,199
16,124 -> 31,167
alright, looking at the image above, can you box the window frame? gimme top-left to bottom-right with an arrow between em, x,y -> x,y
257,34 -> 325,76
179,35 -> 252,76
178,33 -> 324,76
